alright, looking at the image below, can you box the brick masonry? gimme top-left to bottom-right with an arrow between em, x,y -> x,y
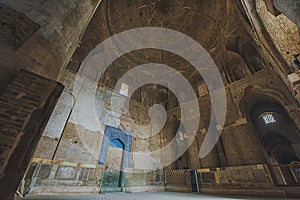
257,0 -> 300,68
0,70 -> 63,200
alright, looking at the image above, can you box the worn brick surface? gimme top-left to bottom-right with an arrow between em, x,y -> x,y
0,70 -> 63,200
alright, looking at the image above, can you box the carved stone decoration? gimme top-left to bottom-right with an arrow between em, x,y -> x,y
0,3 -> 40,50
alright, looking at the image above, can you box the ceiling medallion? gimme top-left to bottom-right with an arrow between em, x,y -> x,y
139,0 -> 190,25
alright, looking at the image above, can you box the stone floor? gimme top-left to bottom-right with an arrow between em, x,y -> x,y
16,192 -> 291,200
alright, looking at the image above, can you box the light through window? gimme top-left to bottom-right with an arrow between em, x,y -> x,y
262,113 -> 276,124
120,83 -> 129,96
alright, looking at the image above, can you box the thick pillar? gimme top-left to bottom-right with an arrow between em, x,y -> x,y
0,0 -> 102,91
186,139 -> 201,169
0,70 -> 63,200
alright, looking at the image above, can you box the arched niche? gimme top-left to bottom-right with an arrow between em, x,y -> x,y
239,86 -> 300,183
99,125 -> 132,168
239,85 -> 290,119
248,57 -> 265,73
226,34 -> 266,75
248,100 -> 300,164
223,51 -> 248,83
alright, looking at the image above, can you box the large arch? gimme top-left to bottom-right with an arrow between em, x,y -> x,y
239,85 -> 292,120
240,87 -> 300,185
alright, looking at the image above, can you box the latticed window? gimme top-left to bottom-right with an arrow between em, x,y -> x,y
262,113 -> 276,124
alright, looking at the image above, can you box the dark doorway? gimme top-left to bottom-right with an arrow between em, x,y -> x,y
249,100 -> 300,185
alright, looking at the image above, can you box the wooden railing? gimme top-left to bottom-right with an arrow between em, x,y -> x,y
269,162 -> 300,186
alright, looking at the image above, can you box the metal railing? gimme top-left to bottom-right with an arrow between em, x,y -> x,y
269,162 -> 300,186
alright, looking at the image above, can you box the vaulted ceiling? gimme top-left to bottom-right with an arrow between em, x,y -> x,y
67,0 -> 267,95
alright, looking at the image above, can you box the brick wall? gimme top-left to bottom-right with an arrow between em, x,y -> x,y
0,70 -> 63,200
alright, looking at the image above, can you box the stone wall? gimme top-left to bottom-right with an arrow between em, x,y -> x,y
164,164 -> 274,193
31,69 -> 167,193
180,68 -> 300,169
198,164 -> 274,188
34,70 -> 170,169
21,158 -> 105,195
21,158 -> 164,195
30,65 -> 300,195
34,67 -> 300,171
